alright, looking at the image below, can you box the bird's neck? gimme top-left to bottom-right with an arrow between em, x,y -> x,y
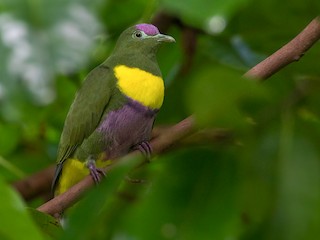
104,49 -> 161,77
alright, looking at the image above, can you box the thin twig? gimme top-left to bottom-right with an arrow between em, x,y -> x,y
245,16 -> 320,80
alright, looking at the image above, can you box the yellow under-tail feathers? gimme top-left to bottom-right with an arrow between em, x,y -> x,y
114,65 -> 165,109
55,157 -> 112,195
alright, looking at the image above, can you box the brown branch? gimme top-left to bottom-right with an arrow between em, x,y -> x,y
35,16 -> 320,216
12,166 -> 55,201
245,16 -> 320,80
180,26 -> 198,75
13,127 -> 229,201
178,128 -> 234,147
12,123 -> 192,201
37,116 -> 195,216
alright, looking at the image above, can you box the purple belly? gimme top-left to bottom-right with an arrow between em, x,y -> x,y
97,99 -> 156,159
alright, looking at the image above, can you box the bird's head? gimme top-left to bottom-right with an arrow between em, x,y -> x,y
113,23 -> 175,55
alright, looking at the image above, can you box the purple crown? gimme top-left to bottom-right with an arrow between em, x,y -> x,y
135,24 -> 160,36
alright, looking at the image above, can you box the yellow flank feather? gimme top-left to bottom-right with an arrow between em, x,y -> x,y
114,65 -> 164,109
55,158 -> 88,195
55,156 -> 112,195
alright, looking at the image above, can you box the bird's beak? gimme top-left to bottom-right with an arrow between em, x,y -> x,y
155,34 -> 176,43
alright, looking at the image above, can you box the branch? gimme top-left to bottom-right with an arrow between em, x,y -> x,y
244,16 -> 320,80
178,128 -> 234,147
37,116 -> 195,216
12,166 -> 55,201
13,127 -> 229,201
35,16 -> 320,216
12,123 -> 193,201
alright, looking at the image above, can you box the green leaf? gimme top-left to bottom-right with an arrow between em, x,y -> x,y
0,177 -> 45,240
28,208 -> 63,239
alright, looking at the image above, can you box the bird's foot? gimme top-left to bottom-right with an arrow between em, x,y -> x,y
133,141 -> 152,159
86,157 -> 106,184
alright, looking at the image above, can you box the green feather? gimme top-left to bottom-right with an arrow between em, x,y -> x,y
57,65 -> 114,164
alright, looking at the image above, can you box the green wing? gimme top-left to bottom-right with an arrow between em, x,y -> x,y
56,65 -> 113,164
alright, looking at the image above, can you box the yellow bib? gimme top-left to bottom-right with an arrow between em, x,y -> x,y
114,65 -> 164,109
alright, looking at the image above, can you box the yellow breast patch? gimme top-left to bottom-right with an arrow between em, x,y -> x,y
114,65 -> 164,109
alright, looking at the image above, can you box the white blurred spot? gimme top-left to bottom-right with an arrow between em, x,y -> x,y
0,14 -> 32,75
0,14 -> 28,47
53,3 -> 101,73
24,64 -> 56,104
206,15 -> 227,34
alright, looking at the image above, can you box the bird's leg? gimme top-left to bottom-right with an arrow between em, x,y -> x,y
85,156 -> 106,184
133,141 -> 152,159
127,141 -> 152,184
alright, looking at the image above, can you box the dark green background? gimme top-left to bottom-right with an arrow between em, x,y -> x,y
0,0 -> 320,239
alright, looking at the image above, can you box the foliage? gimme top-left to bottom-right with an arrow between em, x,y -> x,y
1,0 -> 320,239
0,176 -> 45,239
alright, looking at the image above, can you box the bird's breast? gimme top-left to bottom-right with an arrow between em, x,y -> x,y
97,99 -> 155,159
114,65 -> 164,109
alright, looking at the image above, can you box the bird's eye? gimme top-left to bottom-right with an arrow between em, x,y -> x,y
133,31 -> 143,39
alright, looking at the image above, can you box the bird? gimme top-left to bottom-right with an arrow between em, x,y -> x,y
52,23 -> 175,196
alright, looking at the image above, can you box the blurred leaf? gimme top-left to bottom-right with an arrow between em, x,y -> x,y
231,0 -> 320,54
161,0 -> 250,30
28,208 -> 62,239
110,148 -> 242,239
201,35 -> 266,70
98,0 -> 155,33
0,176 -> 45,240
0,123 -> 20,155
184,63 -> 270,128
272,113 -> 320,240
0,155 -> 25,178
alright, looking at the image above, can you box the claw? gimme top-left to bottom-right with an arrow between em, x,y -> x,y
133,141 -> 152,159
86,157 -> 106,184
